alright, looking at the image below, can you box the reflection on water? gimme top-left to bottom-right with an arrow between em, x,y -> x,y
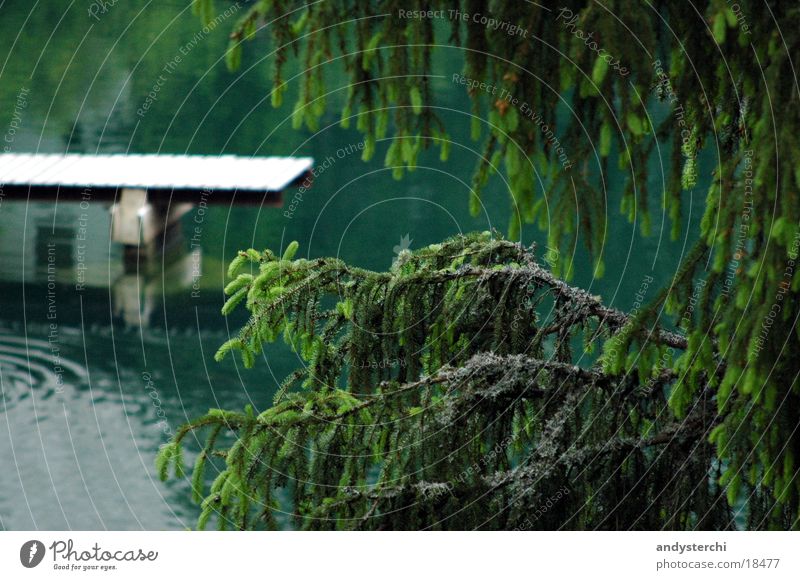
0,202 -> 123,286
0,201 -> 284,530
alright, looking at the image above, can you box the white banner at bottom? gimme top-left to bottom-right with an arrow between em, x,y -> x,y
1,531 -> 797,579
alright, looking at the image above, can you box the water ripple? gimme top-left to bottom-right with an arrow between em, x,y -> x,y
0,331 -> 87,411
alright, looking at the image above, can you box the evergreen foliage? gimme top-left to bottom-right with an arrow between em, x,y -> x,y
159,2 -> 800,529
161,234 -> 733,530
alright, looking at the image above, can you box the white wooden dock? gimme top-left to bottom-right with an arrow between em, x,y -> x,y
0,152 -> 313,197
0,153 -> 313,246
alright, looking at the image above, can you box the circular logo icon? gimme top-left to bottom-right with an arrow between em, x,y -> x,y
20,540 -> 46,568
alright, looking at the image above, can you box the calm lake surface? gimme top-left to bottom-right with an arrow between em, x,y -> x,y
0,1 -> 705,529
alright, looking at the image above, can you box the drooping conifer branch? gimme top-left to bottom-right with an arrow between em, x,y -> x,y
157,233 -> 744,530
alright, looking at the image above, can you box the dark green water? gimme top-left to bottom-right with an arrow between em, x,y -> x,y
0,1 -> 706,529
